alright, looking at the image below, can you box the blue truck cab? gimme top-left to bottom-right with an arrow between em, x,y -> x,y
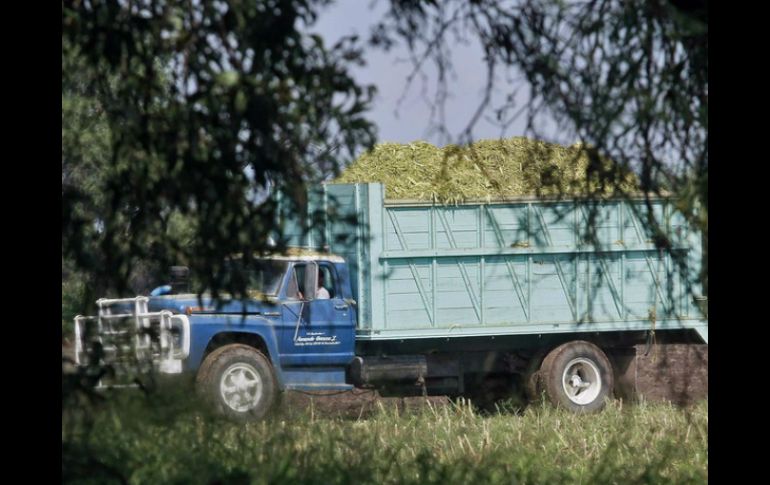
148,255 -> 358,392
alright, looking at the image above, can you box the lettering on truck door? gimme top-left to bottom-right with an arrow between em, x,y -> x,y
279,262 -> 353,367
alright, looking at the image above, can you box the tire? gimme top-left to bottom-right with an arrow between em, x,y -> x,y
195,344 -> 278,421
539,341 -> 614,413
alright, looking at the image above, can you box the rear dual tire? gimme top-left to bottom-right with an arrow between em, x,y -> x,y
530,341 -> 614,413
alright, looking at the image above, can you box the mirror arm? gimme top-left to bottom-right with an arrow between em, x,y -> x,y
293,301 -> 305,342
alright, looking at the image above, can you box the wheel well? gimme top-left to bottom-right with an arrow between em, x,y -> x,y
522,332 -> 648,369
203,332 -> 270,361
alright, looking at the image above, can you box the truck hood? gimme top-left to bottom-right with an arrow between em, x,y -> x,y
148,293 -> 282,316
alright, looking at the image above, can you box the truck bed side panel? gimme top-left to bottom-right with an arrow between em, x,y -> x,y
294,183 -> 706,342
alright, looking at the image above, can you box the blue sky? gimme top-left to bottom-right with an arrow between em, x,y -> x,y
312,0 -> 559,148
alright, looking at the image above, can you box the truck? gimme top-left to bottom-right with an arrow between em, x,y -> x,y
73,182 -> 708,418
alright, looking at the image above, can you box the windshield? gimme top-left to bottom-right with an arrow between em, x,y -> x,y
224,259 -> 287,297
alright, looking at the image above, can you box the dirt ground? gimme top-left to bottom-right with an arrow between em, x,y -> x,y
633,343 -> 708,405
63,343 -> 707,416
279,343 -> 708,417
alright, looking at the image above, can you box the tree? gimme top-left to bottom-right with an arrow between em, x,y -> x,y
63,39 -> 194,326
371,0 -> 707,295
62,0 -> 707,302
62,0 -> 377,299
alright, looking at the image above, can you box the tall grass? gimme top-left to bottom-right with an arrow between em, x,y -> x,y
62,390 -> 707,485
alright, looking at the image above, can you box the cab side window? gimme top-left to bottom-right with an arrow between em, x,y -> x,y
286,267 -> 300,299
284,262 -> 337,299
318,264 -> 336,299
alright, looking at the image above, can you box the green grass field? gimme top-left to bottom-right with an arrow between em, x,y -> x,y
62,391 -> 707,485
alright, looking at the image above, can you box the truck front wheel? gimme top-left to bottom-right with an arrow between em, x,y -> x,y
539,341 -> 614,413
196,344 -> 278,421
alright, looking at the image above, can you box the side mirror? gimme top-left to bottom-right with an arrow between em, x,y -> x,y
303,262 -> 318,301
170,266 -> 190,293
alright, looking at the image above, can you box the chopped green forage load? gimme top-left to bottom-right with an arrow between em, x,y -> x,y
333,137 -> 639,202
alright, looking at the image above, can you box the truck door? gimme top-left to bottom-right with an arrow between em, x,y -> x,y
279,262 -> 355,368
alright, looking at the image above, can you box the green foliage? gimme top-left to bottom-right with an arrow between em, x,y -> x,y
62,396 -> 708,484
334,137 -> 639,202
62,0 -> 377,299
61,0 -> 707,299
61,272 -> 85,338
62,40 -> 200,304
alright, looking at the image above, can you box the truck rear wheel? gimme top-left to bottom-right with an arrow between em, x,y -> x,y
196,344 -> 278,421
539,341 -> 613,413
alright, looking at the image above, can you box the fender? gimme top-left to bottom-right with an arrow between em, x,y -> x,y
185,314 -> 286,387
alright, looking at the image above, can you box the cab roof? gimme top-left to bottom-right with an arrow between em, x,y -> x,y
232,248 -> 345,263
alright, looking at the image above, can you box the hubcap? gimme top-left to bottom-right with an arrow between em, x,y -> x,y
220,363 -> 263,412
561,358 -> 602,405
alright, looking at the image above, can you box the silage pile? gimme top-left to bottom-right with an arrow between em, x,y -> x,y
333,137 -> 638,202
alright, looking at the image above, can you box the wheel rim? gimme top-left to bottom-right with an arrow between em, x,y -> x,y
220,363 -> 263,412
561,357 -> 602,405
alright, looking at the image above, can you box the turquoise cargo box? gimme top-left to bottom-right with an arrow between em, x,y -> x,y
276,182 -> 707,344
